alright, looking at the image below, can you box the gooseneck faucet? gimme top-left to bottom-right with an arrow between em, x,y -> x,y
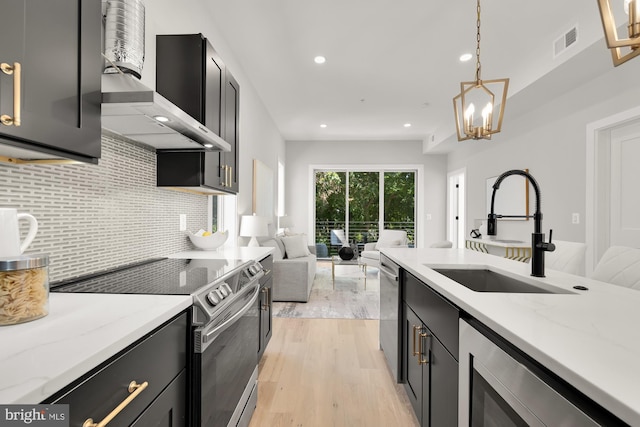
487,169 -> 555,277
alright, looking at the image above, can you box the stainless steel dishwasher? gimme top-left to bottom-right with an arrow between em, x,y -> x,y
379,253 -> 402,382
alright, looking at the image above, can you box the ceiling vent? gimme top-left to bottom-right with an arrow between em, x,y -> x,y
554,26 -> 578,58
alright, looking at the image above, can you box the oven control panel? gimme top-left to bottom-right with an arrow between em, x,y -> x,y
192,260 -> 262,325
206,282 -> 233,306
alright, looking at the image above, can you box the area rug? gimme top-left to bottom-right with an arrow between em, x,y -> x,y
272,260 -> 380,319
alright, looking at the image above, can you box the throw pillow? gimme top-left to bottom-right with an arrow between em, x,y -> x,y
260,238 -> 283,261
281,235 -> 311,259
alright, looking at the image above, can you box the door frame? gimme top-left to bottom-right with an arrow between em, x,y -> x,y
586,105 -> 640,274
447,168 -> 466,249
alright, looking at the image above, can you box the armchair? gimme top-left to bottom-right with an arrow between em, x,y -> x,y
360,229 -> 408,269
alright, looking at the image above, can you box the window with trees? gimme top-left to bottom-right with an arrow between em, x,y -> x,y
315,169 -> 416,257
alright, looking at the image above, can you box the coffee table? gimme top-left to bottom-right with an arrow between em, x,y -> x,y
331,256 -> 367,289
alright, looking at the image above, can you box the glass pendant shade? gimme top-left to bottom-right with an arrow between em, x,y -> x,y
597,0 -> 640,66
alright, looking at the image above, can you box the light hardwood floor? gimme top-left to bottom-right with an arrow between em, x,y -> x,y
249,318 -> 419,427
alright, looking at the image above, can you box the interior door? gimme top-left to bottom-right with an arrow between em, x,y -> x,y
610,123 -> 640,248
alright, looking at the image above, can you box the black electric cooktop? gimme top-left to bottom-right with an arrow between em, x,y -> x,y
51,257 -> 249,295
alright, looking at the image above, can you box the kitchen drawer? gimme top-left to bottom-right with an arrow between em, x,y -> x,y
47,312 -> 187,427
259,254 -> 273,285
404,272 -> 459,359
130,369 -> 187,427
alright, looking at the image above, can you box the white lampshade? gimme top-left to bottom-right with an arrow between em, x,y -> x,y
240,215 -> 268,247
278,215 -> 294,229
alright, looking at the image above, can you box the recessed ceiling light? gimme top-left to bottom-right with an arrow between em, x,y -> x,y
203,143 -> 214,148
459,53 -> 473,62
320,123 -> 327,128
154,115 -> 169,122
404,123 -> 412,128
314,56 -> 326,64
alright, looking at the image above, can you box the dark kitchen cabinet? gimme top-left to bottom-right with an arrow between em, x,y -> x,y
156,34 -> 239,194
258,254 -> 273,359
402,273 -> 459,427
222,71 -> 240,193
44,312 -> 188,426
0,0 -> 101,163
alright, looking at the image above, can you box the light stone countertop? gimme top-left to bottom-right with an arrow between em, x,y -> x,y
0,247 -> 273,404
381,247 -> 640,426
0,293 -> 192,404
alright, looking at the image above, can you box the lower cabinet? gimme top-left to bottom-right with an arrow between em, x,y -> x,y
131,369 -> 187,427
258,277 -> 273,360
258,254 -> 273,359
402,273 -> 459,426
44,312 -> 188,426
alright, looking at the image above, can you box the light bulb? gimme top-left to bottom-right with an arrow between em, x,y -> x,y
481,102 -> 493,118
464,103 -> 475,119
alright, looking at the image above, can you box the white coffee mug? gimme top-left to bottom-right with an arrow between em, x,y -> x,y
0,208 -> 38,258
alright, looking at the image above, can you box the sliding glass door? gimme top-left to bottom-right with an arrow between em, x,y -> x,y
315,169 -> 416,258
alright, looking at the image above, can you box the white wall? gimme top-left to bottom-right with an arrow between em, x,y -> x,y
144,0 -> 285,233
447,50 -> 640,244
286,140 -> 447,248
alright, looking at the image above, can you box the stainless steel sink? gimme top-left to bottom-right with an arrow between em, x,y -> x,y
432,268 -> 572,294
491,239 -> 525,244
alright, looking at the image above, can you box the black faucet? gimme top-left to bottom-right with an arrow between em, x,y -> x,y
487,169 -> 555,277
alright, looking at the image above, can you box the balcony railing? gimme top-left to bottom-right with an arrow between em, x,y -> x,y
314,220 -> 415,258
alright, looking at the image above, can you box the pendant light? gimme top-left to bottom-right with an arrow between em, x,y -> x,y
453,0 -> 509,141
597,0 -> 640,66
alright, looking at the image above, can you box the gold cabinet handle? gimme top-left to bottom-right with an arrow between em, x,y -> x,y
418,330 -> 430,366
261,287 -> 268,311
266,286 -> 270,309
227,165 -> 232,187
220,165 -> 226,187
412,325 -> 420,357
1,62 -> 21,126
83,381 -> 148,427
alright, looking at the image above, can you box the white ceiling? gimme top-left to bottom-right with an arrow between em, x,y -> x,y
201,0 -> 618,150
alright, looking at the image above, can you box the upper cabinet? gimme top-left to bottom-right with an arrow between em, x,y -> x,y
156,34 -> 240,194
0,0 -> 102,164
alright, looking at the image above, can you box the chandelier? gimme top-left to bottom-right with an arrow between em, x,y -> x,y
597,0 -> 640,66
453,0 -> 509,141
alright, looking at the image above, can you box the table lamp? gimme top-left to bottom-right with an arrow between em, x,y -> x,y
240,215 -> 267,247
278,215 -> 294,233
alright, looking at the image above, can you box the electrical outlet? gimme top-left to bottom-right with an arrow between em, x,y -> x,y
572,213 -> 580,224
426,214 -> 432,220
179,214 -> 187,231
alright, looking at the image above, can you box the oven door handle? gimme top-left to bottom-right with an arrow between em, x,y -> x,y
202,282 -> 260,345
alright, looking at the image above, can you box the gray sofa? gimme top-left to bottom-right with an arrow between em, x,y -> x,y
260,236 -> 317,302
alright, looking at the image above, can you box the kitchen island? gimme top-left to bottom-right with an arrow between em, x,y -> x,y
381,247 -> 640,425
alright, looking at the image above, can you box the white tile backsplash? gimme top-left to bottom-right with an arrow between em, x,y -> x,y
0,135 -> 208,281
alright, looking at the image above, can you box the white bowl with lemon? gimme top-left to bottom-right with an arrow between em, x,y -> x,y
187,229 -> 228,250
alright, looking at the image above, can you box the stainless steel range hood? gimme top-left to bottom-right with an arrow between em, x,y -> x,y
101,73 -> 230,152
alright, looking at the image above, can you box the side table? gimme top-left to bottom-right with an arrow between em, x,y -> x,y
331,256 -> 367,289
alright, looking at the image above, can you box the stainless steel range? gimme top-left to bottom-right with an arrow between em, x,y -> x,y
52,257 -> 265,427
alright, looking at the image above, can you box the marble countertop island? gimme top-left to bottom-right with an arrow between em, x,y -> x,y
381,247 -> 640,425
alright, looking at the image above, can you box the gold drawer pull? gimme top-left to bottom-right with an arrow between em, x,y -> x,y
412,325 -> 420,357
1,62 -> 21,126
418,330 -> 430,365
83,381 -> 148,427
